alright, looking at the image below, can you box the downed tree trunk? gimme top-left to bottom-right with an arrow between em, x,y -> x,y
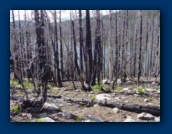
63,97 -> 160,116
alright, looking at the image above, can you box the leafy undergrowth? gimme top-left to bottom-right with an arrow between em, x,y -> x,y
10,79 -> 34,89
10,80 -> 160,122
91,82 -> 111,93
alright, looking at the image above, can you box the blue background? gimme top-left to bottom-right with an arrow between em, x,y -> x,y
0,0 -> 171,133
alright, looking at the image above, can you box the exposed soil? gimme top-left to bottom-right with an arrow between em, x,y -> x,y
10,81 -> 160,122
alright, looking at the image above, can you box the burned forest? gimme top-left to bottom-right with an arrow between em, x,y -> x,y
10,10 -> 160,122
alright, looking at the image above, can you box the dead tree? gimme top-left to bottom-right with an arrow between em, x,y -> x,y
54,10 -> 62,87
83,10 -> 92,91
137,10 -> 143,86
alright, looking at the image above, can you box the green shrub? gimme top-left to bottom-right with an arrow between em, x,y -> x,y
10,80 -> 21,87
75,115 -> 82,122
90,96 -> 96,101
79,105 -> 84,109
91,83 -> 103,93
137,86 -> 145,95
36,119 -> 43,122
10,80 -> 34,89
67,85 -> 73,90
51,89 -> 58,96
10,105 -> 20,114
23,81 -> 34,89
115,86 -> 122,92
155,86 -> 160,90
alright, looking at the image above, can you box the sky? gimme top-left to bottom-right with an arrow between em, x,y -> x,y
10,10 -> 117,22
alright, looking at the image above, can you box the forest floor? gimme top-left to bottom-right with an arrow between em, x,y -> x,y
10,80 -> 160,122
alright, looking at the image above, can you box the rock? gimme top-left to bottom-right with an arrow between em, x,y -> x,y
151,82 -> 156,85
82,119 -> 93,122
26,113 -> 32,120
137,112 -> 154,120
21,113 -> 32,120
90,91 -> 94,94
155,117 -> 160,122
114,97 -> 121,100
16,85 -> 21,88
95,93 -> 111,101
62,87 -> 67,90
59,104 -> 64,107
144,98 -> 149,102
53,87 -> 60,90
21,113 -> 27,116
156,90 -> 160,94
57,112 -> 73,119
102,79 -> 108,84
112,93 -> 117,95
123,118 -> 136,122
126,115 -> 131,119
117,79 -> 122,84
36,117 -> 55,122
126,81 -> 134,84
134,94 -> 140,97
94,104 -> 99,107
113,107 -> 119,113
76,89 -> 80,92
146,88 -> 157,93
121,113 -> 126,118
37,112 -> 47,118
87,115 -> 104,122
29,97 -> 36,101
43,103 -> 60,111
122,88 -> 129,91
10,95 -> 23,101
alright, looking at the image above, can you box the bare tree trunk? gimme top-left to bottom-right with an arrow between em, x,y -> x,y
34,10 -> 48,103
121,11 -> 127,83
150,15 -> 154,77
54,10 -> 62,87
115,10 -> 119,78
79,10 -> 84,75
137,10 -> 143,86
145,10 -> 149,78
72,21 -> 80,76
84,10 -> 92,91
59,10 -> 64,79
108,10 -> 113,81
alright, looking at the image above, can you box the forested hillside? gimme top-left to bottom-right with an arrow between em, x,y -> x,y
10,10 -> 160,122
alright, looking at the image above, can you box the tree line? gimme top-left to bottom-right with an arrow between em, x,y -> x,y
10,10 -> 160,104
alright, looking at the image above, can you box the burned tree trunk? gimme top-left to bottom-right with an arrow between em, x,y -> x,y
83,10 -> 92,91
137,10 -> 143,86
34,10 -> 48,103
54,10 -> 62,87
64,97 -> 160,116
72,21 -> 80,76
79,10 -> 84,75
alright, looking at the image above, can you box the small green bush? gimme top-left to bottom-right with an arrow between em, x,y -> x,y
75,115 -> 82,122
91,83 -> 103,93
36,119 -> 43,122
90,96 -> 96,101
67,85 -> 73,90
10,80 -> 34,89
51,89 -> 58,96
79,105 -> 84,109
137,86 -> 145,95
10,80 -> 21,87
115,86 -> 122,92
23,81 -> 34,89
10,105 -> 20,114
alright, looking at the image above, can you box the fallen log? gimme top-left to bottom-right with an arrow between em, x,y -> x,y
63,97 -> 160,116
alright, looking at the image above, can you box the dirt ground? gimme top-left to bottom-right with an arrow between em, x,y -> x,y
10,81 -> 160,122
